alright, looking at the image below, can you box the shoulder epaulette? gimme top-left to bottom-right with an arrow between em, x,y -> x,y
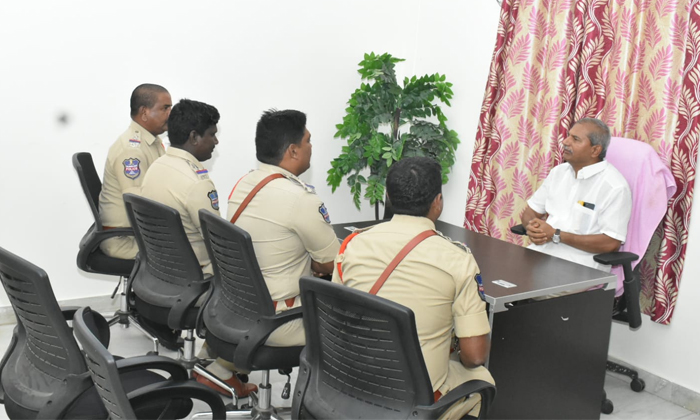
435,230 -> 471,253
284,174 -> 316,194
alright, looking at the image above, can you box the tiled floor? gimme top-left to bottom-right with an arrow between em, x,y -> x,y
0,320 -> 696,420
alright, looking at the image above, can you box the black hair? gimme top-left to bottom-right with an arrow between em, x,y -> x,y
386,157 -> 442,217
129,83 -> 168,117
255,109 -> 307,165
167,99 -> 220,146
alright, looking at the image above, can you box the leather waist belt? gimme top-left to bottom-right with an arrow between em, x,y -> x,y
272,296 -> 297,311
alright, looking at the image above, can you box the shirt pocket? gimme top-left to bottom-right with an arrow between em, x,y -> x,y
570,204 -> 596,234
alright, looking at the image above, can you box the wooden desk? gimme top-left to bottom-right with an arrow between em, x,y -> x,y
333,220 -> 614,419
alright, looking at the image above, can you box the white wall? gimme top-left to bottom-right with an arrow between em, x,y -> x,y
1,0 -> 697,395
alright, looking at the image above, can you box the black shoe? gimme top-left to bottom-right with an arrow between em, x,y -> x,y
135,315 -> 183,351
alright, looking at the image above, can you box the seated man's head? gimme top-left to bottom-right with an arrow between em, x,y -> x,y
563,118 -> 611,170
255,109 -> 311,176
168,99 -> 220,162
130,84 -> 172,136
386,157 -> 443,221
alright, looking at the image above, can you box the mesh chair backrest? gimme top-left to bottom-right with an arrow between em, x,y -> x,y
0,247 -> 86,396
199,210 -> 275,339
299,277 -> 434,418
124,193 -> 203,295
73,307 -> 136,420
72,152 -> 103,228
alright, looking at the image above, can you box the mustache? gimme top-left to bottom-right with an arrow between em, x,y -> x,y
563,146 -> 573,153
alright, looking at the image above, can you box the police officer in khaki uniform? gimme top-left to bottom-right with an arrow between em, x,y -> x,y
227,109 -> 339,347
139,99 -> 221,276
197,110 -> 339,396
332,157 -> 494,419
99,84 -> 171,259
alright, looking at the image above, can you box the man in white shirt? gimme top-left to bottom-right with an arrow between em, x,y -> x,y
522,118 -> 632,275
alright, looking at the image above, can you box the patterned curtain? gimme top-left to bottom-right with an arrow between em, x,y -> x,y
465,0 -> 700,324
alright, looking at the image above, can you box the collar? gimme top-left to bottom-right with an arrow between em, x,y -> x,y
389,214 -> 436,231
576,160 -> 608,179
167,147 -> 203,169
128,120 -> 160,146
258,162 -> 295,178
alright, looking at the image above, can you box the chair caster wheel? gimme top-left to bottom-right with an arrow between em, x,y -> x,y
147,350 -> 158,356
601,398 -> 613,414
631,378 -> 645,392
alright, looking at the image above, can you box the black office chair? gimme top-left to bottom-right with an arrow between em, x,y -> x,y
123,193 -> 212,363
193,210 -> 304,419
0,246 -> 188,419
72,152 -> 139,331
73,306 -> 226,419
293,276 -> 496,419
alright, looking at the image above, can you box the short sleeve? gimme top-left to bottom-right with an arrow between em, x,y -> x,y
452,254 -> 490,338
186,180 -> 221,232
598,184 -> 632,243
291,194 -> 340,264
112,146 -> 154,195
527,171 -> 553,215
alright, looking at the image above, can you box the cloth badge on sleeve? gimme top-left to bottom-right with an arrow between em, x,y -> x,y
128,139 -> 141,148
474,273 -> 486,302
123,158 -> 141,179
197,169 -> 209,180
208,190 -> 219,211
318,204 -> 331,223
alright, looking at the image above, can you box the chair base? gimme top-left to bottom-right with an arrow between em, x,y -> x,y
191,366 -> 290,420
606,360 -> 646,392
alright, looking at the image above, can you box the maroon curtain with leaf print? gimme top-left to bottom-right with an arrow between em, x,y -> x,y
465,0 -> 700,324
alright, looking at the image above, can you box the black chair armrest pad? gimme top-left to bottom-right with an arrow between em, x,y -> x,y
510,224 -> 527,235
116,355 -> 189,380
416,380 -> 496,418
234,307 -> 304,368
593,251 -> 639,266
127,381 -> 226,420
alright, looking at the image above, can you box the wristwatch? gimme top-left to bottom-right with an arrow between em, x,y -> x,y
552,229 -> 561,244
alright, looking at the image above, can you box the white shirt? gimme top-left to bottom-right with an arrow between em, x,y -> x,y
527,160 -> 632,272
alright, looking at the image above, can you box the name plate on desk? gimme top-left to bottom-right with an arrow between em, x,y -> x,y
492,280 -> 517,288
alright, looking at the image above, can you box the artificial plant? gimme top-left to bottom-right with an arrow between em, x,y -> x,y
327,52 -> 460,219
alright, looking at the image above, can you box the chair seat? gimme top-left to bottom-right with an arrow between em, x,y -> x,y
85,247 -> 134,277
206,329 -> 303,371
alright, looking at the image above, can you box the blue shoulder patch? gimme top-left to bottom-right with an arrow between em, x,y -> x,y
474,273 -> 486,302
318,204 -> 331,223
208,190 -> 219,211
123,158 -> 141,179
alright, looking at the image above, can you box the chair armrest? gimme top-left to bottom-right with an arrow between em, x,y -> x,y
116,355 -> 189,380
168,279 -> 211,330
415,380 -> 496,419
233,307 -> 304,369
127,381 -> 226,420
510,224 -> 526,235
593,251 -> 638,266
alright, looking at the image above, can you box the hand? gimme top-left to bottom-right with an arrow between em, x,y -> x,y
526,218 -> 554,245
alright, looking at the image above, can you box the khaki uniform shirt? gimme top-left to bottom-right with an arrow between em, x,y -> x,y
140,147 -> 220,275
227,163 -> 340,308
332,215 -> 491,393
98,121 -> 165,258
